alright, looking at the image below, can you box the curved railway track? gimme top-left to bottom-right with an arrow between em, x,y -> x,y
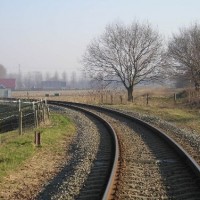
48,101 -> 200,200
40,103 -> 119,200
65,105 -> 119,200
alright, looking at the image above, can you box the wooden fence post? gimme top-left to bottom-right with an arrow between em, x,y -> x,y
42,104 -> 45,123
38,101 -> 40,123
188,90 -> 191,103
41,102 -> 45,123
19,99 -> 22,135
146,93 -> 149,105
34,131 -> 41,146
120,96 -> 123,104
174,93 -> 177,104
34,131 -> 36,144
111,95 -> 113,104
101,94 -> 103,104
46,106 -> 50,119
35,103 -> 38,128
33,102 -> 36,128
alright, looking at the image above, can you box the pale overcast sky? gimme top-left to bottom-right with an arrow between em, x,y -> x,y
0,0 -> 199,75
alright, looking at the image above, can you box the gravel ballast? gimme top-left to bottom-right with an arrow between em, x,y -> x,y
84,106 -> 200,199
104,106 -> 200,164
37,106 -> 101,200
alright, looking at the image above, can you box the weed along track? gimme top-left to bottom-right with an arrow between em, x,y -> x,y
49,101 -> 200,200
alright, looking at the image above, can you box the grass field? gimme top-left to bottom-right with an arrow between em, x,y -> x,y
0,113 -> 75,181
11,86 -> 182,104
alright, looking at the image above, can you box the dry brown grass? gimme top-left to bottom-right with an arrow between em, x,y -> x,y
12,87 -> 200,133
11,86 -> 187,106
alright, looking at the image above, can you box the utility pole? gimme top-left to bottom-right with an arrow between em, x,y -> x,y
17,64 -> 22,89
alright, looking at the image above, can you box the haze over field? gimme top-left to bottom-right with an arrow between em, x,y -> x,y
0,0 -> 200,77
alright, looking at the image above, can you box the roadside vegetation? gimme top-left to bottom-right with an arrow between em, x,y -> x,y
0,112 -> 75,181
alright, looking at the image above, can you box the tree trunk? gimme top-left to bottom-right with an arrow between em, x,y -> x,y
127,86 -> 133,102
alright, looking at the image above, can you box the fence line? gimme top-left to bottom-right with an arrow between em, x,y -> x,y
0,98 -> 49,135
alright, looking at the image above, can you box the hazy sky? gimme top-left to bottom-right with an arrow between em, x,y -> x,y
0,0 -> 200,76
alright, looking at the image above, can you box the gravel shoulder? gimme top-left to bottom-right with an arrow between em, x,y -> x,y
36,106 -> 102,200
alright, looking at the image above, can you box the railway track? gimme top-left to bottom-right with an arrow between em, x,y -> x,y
66,105 -> 119,200
38,102 -> 119,200
48,101 -> 200,199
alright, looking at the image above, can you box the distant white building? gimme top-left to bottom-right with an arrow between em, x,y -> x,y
0,88 -> 11,98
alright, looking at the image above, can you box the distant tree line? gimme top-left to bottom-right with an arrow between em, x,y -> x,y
0,67 -> 91,90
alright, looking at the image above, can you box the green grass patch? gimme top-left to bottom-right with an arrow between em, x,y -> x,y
0,113 -> 75,180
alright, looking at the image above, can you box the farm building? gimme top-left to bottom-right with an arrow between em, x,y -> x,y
0,79 -> 16,90
41,80 -> 66,89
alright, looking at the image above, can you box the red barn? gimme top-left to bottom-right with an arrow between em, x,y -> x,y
0,79 -> 16,90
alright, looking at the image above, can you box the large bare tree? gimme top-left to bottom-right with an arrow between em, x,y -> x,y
168,23 -> 200,91
83,21 -> 163,101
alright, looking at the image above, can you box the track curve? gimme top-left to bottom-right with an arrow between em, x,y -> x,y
48,101 -> 200,199
47,102 -> 119,200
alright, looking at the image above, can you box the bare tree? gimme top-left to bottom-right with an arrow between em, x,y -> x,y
79,71 -> 90,89
62,71 -> 68,82
0,64 -> 7,78
23,72 -> 32,89
34,71 -> 43,88
53,71 -> 59,81
168,23 -> 200,91
82,21 -> 163,101
16,65 -> 23,89
70,71 -> 77,89
45,72 -> 50,81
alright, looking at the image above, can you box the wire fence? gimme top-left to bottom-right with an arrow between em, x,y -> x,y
0,98 -> 49,135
